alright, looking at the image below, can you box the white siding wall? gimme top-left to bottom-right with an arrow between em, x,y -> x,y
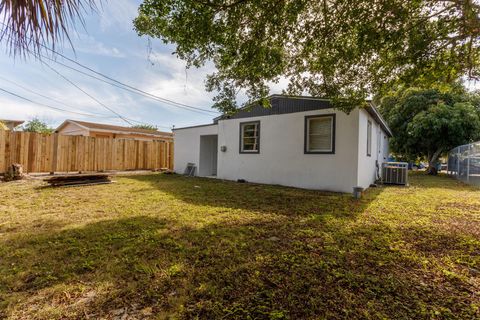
173,124 -> 218,175
216,109 -> 360,193
356,109 -> 389,189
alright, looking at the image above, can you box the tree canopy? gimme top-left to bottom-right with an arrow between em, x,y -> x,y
380,87 -> 480,172
134,0 -> 480,113
22,118 -> 54,134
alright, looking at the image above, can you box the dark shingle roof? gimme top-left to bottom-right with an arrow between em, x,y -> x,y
216,95 -> 392,136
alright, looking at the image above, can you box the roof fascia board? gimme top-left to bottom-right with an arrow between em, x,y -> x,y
173,123 -> 218,131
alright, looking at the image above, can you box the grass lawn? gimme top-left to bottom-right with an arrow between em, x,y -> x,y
0,173 -> 479,319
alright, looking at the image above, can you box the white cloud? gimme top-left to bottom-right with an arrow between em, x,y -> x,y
142,52 -> 217,108
73,34 -> 126,58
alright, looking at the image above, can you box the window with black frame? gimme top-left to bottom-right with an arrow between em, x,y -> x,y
304,114 -> 335,154
367,120 -> 372,156
240,121 -> 260,153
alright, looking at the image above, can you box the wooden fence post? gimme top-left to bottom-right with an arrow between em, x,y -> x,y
0,130 -> 5,173
50,134 -> 59,174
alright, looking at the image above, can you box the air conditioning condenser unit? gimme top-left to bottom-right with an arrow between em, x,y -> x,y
382,162 -> 408,185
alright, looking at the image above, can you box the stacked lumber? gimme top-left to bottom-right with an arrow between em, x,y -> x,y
44,173 -> 114,187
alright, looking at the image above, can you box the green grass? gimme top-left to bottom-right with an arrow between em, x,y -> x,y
0,173 -> 479,319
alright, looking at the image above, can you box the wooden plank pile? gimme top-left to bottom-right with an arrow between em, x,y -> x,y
43,173 -> 114,187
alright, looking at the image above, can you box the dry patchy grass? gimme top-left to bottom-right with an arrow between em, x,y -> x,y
0,172 -> 479,319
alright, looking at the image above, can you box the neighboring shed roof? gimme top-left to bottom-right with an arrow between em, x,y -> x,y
0,119 -> 25,127
56,120 -> 173,138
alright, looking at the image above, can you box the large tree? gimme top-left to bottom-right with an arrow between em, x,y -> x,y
380,87 -> 480,174
134,0 -> 480,113
0,0 -> 99,56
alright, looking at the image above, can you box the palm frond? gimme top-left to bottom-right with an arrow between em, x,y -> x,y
0,0 -> 100,57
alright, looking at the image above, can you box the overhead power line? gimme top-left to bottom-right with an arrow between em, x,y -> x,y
0,22 -> 219,116
43,62 -> 134,126
42,52 -> 219,115
41,54 -> 217,116
0,76 -> 113,118
0,22 -> 210,129
0,76 -> 172,129
0,86 -> 122,118
42,63 -> 173,130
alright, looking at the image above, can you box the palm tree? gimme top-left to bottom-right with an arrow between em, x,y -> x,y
0,0 -> 99,56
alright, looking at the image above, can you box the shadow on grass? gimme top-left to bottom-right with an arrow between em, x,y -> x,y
124,174 -> 379,218
0,175 -> 478,319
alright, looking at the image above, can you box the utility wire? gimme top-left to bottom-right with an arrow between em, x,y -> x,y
43,62 -> 133,126
0,72 -> 172,130
0,86 -> 122,118
44,52 -> 219,114
41,53 -> 216,116
42,62 -> 173,130
0,76 -> 114,118
0,22 -> 219,115
0,23 -> 200,129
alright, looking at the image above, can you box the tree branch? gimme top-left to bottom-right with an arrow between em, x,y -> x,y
193,0 -> 250,10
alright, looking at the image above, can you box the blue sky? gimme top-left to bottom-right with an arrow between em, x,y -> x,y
0,0 -> 255,130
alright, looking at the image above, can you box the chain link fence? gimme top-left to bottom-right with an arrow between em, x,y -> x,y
447,141 -> 480,186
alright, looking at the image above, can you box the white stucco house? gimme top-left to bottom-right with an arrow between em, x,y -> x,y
173,95 -> 392,193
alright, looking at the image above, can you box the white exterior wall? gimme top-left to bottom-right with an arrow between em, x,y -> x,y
356,109 -> 389,189
173,124 -> 218,175
216,108 -> 359,193
173,108 -> 390,193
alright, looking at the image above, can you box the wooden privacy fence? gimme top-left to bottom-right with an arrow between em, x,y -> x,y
0,130 -> 173,174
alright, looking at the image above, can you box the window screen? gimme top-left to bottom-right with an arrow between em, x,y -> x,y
240,121 -> 260,153
305,115 -> 334,153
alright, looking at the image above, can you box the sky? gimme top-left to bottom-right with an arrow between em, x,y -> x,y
0,0 -> 261,131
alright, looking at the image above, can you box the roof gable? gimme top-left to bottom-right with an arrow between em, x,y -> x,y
0,119 -> 25,127
56,120 -> 173,137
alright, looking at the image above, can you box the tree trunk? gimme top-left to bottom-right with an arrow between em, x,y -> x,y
4,163 -> 24,181
427,148 -> 443,175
